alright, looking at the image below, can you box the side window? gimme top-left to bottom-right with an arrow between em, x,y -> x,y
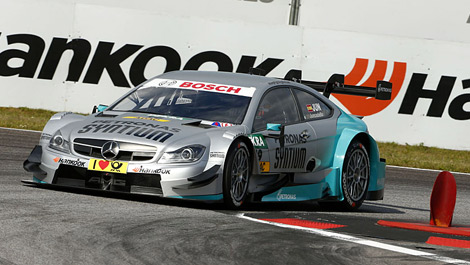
293,89 -> 331,120
253,88 -> 300,132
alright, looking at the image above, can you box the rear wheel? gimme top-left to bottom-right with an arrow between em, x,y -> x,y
340,140 -> 370,210
223,140 -> 251,209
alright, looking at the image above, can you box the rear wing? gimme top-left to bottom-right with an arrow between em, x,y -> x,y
283,70 -> 392,100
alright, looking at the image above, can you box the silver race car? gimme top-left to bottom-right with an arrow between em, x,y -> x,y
24,70 -> 391,210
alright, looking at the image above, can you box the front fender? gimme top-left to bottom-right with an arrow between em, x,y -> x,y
42,112 -> 86,135
39,112 -> 86,146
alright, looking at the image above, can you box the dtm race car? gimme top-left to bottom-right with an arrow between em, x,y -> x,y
23,70 -> 391,210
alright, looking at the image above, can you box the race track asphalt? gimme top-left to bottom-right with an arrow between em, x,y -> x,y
1,128 -> 469,264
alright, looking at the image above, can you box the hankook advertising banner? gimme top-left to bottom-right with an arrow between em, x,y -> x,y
0,0 -> 469,150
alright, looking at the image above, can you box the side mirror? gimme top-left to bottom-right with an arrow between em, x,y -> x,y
267,123 -> 281,131
263,123 -> 285,147
92,104 -> 108,114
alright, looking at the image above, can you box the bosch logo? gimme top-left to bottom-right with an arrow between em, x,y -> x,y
101,141 -> 120,160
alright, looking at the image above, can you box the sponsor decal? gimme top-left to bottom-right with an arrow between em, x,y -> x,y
267,80 -> 290,86
377,84 -> 392,93
54,157 -> 86,167
306,103 -> 321,113
276,189 -> 296,201
50,112 -> 73,120
158,80 -> 178,87
123,116 -> 169,122
256,149 -> 263,161
259,161 -> 270,172
88,159 -> 128,174
275,130 -> 310,144
249,134 -> 267,149
209,152 -> 225,159
211,122 -> 233,127
223,131 -> 245,140
131,166 -> 170,174
175,97 -> 192,105
145,79 -> 256,97
77,120 -> 177,143
274,147 -> 306,169
87,176 -> 126,186
342,170 -> 355,207
307,113 -> 325,119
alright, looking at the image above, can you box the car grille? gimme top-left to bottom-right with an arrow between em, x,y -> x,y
73,138 -> 157,161
54,165 -> 163,195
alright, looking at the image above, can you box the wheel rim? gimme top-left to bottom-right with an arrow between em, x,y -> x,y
230,147 -> 249,203
345,149 -> 369,201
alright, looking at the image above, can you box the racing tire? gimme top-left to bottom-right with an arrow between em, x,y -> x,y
340,140 -> 370,211
223,140 -> 252,209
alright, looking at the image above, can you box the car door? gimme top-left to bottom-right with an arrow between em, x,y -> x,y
252,87 -> 317,174
291,88 -> 337,174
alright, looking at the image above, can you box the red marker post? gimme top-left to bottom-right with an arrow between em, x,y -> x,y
430,171 -> 457,227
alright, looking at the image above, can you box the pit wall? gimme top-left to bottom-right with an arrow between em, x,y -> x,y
1,0 -> 469,150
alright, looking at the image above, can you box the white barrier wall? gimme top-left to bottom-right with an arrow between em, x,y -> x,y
0,0 -> 469,150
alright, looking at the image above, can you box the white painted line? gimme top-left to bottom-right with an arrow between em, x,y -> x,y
386,165 -> 470,176
237,213 -> 470,264
0,127 -> 41,133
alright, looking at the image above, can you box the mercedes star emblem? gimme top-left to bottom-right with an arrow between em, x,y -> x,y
101,141 -> 120,160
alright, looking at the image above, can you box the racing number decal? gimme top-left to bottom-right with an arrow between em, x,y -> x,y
88,159 -> 128,174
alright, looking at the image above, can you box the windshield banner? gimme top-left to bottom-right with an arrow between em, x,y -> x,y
145,79 -> 256,98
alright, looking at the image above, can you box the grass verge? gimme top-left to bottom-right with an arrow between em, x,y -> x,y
378,142 -> 469,173
1,107 -> 469,173
0,107 -> 60,131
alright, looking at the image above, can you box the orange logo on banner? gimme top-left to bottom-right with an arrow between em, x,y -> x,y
333,58 -> 407,116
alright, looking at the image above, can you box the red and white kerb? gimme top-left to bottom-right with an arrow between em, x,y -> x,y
146,79 -> 256,97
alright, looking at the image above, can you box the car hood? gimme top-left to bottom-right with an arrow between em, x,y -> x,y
65,111 -> 241,148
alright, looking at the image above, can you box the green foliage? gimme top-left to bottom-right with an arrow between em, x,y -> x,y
378,142 -> 470,173
0,107 -> 59,131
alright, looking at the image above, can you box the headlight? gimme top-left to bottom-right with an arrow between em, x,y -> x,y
159,145 -> 205,163
48,130 -> 70,153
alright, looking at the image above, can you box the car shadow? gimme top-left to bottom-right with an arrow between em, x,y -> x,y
22,182 -> 406,214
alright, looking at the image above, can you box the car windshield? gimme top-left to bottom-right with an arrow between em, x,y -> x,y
110,86 -> 251,124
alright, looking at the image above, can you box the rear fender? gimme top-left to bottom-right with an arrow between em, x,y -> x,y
326,129 -> 385,200
326,128 -> 361,199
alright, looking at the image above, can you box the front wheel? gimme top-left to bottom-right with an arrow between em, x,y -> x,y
223,140 -> 251,209
340,140 -> 370,210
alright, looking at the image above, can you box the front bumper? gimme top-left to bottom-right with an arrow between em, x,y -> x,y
23,145 -> 47,179
23,145 -> 223,199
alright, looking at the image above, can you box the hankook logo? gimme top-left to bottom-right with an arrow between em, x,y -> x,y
1,31 -> 468,120
333,58 -> 407,117
101,141 -> 120,160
